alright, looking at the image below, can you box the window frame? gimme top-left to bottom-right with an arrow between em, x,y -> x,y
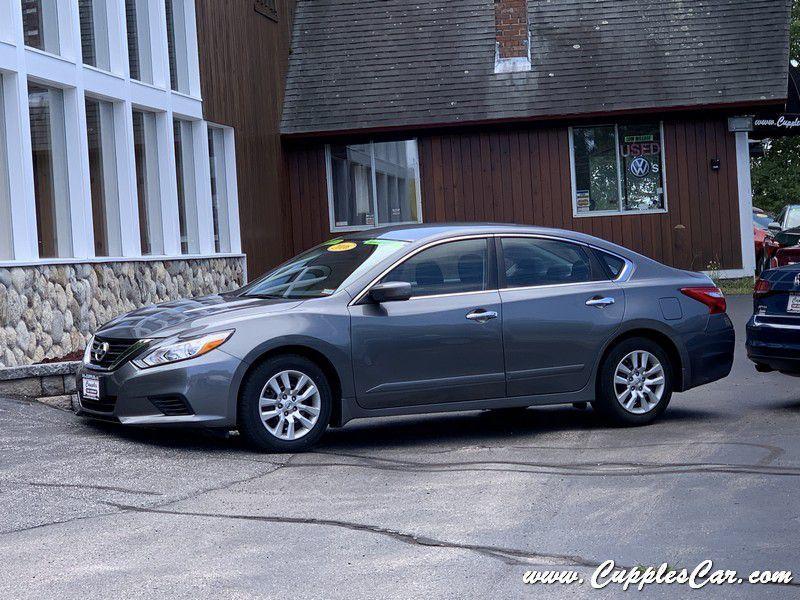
568,122 -> 669,218
324,140 -> 424,233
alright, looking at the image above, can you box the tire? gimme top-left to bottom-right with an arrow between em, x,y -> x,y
592,337 -> 673,426
238,355 -> 333,452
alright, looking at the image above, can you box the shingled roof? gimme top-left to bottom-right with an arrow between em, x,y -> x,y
281,0 -> 791,136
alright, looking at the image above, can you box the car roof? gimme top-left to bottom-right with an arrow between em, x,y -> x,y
344,223 -> 594,243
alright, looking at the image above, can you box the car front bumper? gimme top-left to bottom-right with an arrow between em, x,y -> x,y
75,349 -> 244,428
746,316 -> 800,374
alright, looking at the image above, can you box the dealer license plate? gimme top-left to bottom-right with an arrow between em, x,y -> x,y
788,295 -> 800,314
82,374 -> 100,400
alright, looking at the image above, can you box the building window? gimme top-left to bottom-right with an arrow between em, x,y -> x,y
165,0 -> 190,93
173,118 -> 198,254
0,79 -> 12,259
570,123 -> 667,216
78,0 -> 110,70
28,82 -> 72,258
326,140 -> 422,232
21,0 -> 60,54
125,0 -> 152,83
85,97 -> 121,256
133,109 -> 163,255
208,126 -> 231,253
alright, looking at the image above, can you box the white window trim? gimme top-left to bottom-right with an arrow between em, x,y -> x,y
325,140 -> 424,233
0,0 -> 239,264
569,122 -> 669,218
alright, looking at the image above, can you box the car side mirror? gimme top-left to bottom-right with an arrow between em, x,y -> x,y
369,281 -> 412,303
768,221 -> 782,234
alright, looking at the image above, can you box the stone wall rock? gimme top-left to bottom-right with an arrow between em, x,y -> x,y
0,257 -> 245,367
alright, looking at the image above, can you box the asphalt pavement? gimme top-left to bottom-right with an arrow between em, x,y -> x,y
1,294 -> 799,599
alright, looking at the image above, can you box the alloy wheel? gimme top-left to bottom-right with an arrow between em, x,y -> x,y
613,350 -> 665,414
259,370 -> 321,440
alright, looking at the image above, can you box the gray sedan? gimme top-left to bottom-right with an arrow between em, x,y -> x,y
76,224 -> 735,452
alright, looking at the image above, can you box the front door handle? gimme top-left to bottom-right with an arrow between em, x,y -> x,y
586,296 -> 615,308
466,309 -> 498,323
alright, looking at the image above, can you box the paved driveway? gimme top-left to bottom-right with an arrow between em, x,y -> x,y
1,295 -> 798,599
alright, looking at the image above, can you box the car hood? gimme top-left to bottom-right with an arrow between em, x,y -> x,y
95,294 -> 304,340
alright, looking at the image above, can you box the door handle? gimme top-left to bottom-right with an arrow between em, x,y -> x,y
586,296 -> 615,308
466,310 -> 498,323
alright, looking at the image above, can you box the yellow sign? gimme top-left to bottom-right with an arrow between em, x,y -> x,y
327,242 -> 357,252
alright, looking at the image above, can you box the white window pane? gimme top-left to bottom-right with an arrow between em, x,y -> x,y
173,118 -> 198,254
85,98 -> 121,256
28,82 -> 72,258
208,127 -> 231,253
618,124 -> 665,212
22,0 -> 60,53
0,79 -> 12,259
125,0 -> 153,83
165,0 -> 190,93
329,144 -> 374,228
572,126 -> 620,214
133,109 -> 163,255
79,0 -> 110,70
373,140 -> 420,224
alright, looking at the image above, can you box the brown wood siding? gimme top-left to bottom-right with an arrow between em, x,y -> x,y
195,0 -> 296,277
284,117 -> 743,271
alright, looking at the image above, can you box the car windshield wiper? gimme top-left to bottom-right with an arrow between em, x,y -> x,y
243,293 -> 285,299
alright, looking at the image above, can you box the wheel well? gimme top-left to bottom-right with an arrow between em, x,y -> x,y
238,345 -> 343,426
598,329 -> 684,391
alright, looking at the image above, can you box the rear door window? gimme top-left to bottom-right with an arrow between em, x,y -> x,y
500,237 -> 599,288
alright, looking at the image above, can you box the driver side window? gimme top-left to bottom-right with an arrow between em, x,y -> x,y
381,238 -> 489,298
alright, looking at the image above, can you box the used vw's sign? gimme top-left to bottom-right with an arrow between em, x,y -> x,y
630,157 -> 651,178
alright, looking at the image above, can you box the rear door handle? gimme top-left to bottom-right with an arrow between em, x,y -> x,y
586,296 -> 615,308
466,309 -> 498,323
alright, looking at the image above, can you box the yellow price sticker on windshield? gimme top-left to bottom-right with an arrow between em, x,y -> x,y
327,242 -> 357,252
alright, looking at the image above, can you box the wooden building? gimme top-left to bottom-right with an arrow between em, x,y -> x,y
203,0 -> 791,279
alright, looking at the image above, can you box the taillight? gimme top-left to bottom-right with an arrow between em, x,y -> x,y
680,286 -> 727,315
753,278 -> 772,297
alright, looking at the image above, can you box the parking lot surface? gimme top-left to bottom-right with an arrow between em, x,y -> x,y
1,295 -> 799,599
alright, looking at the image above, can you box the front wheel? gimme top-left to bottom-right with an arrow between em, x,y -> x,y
238,355 -> 332,452
592,338 -> 673,426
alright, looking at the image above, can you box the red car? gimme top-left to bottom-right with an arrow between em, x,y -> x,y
753,208 -> 779,274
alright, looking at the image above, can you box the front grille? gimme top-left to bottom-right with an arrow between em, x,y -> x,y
149,395 -> 194,416
89,337 -> 142,370
80,395 -> 117,414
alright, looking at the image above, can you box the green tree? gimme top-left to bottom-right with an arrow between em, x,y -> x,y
750,0 -> 800,217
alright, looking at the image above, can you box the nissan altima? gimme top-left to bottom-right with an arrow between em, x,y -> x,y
77,224 -> 735,452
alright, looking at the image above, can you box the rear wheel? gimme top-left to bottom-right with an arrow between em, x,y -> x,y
238,355 -> 332,452
592,337 -> 673,426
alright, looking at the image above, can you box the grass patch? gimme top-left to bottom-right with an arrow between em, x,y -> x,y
712,276 -> 754,296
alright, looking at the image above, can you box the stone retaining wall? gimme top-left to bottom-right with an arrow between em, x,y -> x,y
0,361 -> 80,411
0,257 -> 245,367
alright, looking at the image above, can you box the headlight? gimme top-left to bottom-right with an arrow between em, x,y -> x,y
83,335 -> 94,365
133,330 -> 234,369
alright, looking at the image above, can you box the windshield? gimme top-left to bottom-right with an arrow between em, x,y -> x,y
786,207 -> 800,230
242,238 -> 408,299
753,210 -> 774,230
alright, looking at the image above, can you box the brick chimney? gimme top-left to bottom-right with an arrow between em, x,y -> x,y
494,0 -> 531,73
